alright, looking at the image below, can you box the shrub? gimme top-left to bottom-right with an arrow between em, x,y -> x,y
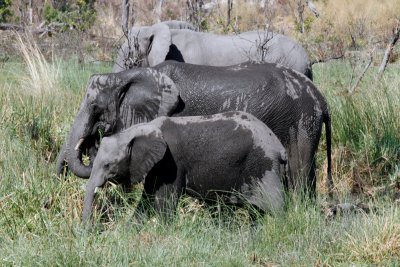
43,0 -> 96,32
0,0 -> 12,23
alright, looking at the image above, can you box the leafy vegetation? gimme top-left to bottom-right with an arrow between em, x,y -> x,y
0,32 -> 399,265
43,0 -> 96,32
0,0 -> 12,23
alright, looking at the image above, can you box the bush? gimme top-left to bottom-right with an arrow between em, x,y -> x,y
44,0 -> 96,32
0,0 -> 12,23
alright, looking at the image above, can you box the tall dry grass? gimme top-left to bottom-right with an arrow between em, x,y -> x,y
14,32 -> 61,95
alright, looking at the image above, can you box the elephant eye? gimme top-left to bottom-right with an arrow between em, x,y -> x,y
90,103 -> 98,112
104,163 -> 110,169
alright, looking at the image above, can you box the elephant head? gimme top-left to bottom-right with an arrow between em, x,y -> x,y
66,68 -> 179,178
113,23 -> 172,72
82,124 -> 167,222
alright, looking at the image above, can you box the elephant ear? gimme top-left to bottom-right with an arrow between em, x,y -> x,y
147,23 -> 171,66
127,125 -> 167,182
116,68 -> 180,123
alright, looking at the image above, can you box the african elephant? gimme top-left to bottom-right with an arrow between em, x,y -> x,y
112,22 -> 312,79
58,61 -> 332,195
82,111 -> 287,222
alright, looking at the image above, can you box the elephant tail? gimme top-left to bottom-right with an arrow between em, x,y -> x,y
324,111 -> 333,196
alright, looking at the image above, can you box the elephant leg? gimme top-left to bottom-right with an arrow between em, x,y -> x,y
243,171 -> 285,215
286,138 -> 314,196
307,157 -> 317,199
153,178 -> 184,222
134,174 -> 183,223
151,162 -> 185,222
136,155 -> 184,223
133,165 -> 162,222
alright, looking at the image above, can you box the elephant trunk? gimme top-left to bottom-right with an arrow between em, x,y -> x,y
82,173 -> 105,223
66,110 -> 93,178
82,180 -> 96,223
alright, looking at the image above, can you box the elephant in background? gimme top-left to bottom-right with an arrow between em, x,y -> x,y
57,61 -> 332,195
83,111 -> 287,222
161,20 -> 196,30
114,20 -> 195,71
112,22 -> 312,79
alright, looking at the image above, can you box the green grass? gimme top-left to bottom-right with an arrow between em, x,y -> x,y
314,61 -> 400,193
0,56 -> 399,266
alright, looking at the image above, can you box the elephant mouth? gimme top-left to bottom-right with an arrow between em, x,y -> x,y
74,138 -> 85,151
73,122 -> 113,171
75,122 -> 110,151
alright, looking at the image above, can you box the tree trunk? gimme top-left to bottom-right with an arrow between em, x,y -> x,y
378,23 -> 400,77
154,0 -> 164,23
28,0 -> 33,25
130,1 -> 135,27
227,0 -> 233,28
186,0 -> 202,31
122,0 -> 130,35
297,0 -> 305,34
19,0 -> 25,26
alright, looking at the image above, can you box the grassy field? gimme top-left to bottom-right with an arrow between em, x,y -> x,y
0,51 -> 399,265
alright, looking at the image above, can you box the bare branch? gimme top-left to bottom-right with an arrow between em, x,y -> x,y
311,54 -> 344,65
305,0 -> 319,18
0,22 -> 61,36
349,51 -> 374,94
254,30 -> 274,63
0,23 -> 24,31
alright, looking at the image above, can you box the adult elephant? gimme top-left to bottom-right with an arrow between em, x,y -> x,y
112,22 -> 312,80
58,61 -> 331,195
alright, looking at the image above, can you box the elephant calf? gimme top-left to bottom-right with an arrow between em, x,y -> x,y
83,111 -> 287,222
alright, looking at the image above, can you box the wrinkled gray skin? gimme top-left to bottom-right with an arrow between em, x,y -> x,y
58,61 -> 332,195
112,22 -> 312,79
82,111 -> 287,222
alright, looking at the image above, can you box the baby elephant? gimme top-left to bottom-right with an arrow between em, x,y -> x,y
82,111 -> 287,222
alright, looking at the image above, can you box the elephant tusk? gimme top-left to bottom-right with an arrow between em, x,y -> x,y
75,138 -> 85,151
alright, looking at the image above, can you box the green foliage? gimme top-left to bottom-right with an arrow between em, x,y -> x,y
43,1 -> 96,32
200,19 -> 210,31
0,0 -> 12,23
295,16 -> 314,33
43,4 -> 59,23
314,61 -> 400,186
